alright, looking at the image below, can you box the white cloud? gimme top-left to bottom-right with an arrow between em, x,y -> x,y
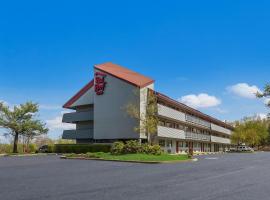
179,93 -> 221,109
46,115 -> 75,131
227,83 -> 262,99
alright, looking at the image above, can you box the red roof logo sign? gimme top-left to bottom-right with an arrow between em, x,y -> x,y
94,72 -> 107,95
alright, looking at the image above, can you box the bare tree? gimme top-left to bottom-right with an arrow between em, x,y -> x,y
125,89 -> 158,144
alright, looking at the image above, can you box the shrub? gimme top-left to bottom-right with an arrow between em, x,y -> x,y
141,144 -> 162,155
123,140 -> 141,154
0,144 -> 12,154
111,141 -> 125,155
28,143 -> 37,153
54,144 -> 111,154
110,141 -> 162,155
47,144 -> 54,153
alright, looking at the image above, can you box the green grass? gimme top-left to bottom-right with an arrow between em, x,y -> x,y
65,152 -> 190,162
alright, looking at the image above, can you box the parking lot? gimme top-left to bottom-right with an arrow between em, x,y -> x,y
1,152 -> 270,200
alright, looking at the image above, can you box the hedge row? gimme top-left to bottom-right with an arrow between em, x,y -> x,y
54,144 -> 111,153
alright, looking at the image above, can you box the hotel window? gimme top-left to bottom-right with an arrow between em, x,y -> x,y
158,121 -> 165,126
159,140 -> 165,147
178,141 -> 184,147
178,124 -> 184,130
167,140 -> 173,147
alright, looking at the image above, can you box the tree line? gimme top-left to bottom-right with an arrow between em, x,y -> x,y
231,84 -> 270,148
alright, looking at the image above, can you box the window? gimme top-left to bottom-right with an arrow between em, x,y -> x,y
158,121 -> 165,126
167,140 -> 173,147
159,140 -> 165,147
178,141 -> 184,147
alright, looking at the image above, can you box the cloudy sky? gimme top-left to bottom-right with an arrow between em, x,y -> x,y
0,0 -> 269,140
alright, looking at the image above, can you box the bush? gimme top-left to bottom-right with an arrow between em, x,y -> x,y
54,144 -> 111,154
123,140 -> 141,154
28,143 -> 37,153
47,144 -> 54,153
141,144 -> 162,155
111,141 -> 125,155
0,144 -> 12,154
110,141 -> 162,155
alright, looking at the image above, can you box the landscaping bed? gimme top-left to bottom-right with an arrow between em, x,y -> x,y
62,152 -> 191,163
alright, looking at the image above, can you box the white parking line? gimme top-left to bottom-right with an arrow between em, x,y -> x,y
205,157 -> 219,160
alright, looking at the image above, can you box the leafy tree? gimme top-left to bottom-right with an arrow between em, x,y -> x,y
231,120 -> 268,147
0,102 -> 48,153
257,84 -> 270,108
126,89 -> 158,144
231,122 -> 246,145
21,119 -> 48,152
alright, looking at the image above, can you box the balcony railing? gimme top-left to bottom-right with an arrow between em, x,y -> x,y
157,126 -> 185,139
211,123 -> 232,135
185,132 -> 210,141
62,129 -> 94,139
186,114 -> 211,128
62,111 -> 93,123
210,135 -> 231,144
157,104 -> 186,122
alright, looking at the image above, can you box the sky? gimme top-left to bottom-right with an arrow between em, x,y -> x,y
0,0 -> 269,141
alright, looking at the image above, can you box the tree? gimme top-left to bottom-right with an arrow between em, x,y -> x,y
21,119 -> 48,152
231,120 -> 268,147
125,89 -> 158,144
231,122 -> 246,145
0,102 -> 48,153
257,84 -> 270,108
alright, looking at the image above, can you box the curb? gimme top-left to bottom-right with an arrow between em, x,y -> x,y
60,156 -> 197,164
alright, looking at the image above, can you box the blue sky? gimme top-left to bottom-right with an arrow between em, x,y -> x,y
0,0 -> 269,140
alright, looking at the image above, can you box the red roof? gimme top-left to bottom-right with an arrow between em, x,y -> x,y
94,62 -> 154,88
63,79 -> 94,109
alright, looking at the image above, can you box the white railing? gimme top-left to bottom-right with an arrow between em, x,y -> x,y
211,135 -> 231,144
186,114 -> 211,128
157,104 -> 186,122
157,126 -> 185,139
211,123 -> 231,135
185,132 -> 210,141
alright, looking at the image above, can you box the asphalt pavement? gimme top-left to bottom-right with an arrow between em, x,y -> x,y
1,152 -> 270,200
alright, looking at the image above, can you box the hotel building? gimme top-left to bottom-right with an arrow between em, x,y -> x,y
62,62 -> 233,153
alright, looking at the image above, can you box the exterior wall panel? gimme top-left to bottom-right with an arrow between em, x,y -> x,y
211,123 -> 231,135
158,104 -> 186,122
71,87 -> 94,107
94,69 -> 140,139
62,111 -> 93,123
62,129 -> 93,139
185,132 -> 210,141
157,126 -> 185,139
211,135 -> 231,144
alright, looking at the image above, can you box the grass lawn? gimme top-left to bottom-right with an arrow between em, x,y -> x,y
65,152 -> 190,162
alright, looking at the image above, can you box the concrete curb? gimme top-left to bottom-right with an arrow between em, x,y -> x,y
60,156 -> 197,164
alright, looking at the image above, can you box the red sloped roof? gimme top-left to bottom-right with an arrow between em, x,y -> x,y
63,79 -> 94,109
94,62 -> 154,88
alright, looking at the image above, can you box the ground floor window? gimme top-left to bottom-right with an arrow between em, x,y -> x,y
159,139 -> 165,147
167,140 -> 173,148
